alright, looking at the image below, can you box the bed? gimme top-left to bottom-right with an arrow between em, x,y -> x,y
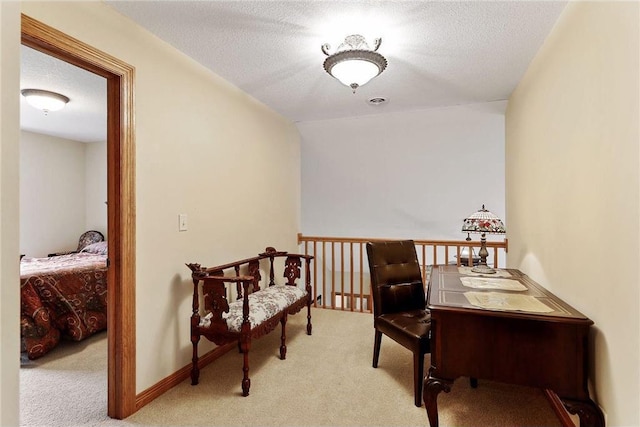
20,241 -> 108,360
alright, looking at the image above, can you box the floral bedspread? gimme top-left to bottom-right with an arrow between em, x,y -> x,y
20,253 -> 108,359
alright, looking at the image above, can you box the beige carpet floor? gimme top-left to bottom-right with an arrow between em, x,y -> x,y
21,308 -> 568,427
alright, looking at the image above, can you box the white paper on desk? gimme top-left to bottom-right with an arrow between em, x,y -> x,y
458,267 -> 512,278
464,291 -> 553,313
460,277 -> 527,291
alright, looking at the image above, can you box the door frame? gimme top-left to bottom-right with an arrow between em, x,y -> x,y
21,14 -> 137,419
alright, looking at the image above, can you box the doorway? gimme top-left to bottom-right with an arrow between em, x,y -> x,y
21,14 -> 136,419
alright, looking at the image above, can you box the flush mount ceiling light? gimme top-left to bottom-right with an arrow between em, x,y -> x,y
322,34 -> 387,93
21,89 -> 70,114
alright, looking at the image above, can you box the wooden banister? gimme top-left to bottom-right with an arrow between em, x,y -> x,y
298,233 -> 508,313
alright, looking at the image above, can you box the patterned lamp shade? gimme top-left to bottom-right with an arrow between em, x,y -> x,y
462,205 -> 506,235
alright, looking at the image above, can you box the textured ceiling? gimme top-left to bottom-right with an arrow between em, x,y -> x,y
107,1 -> 567,122
21,1 -> 567,141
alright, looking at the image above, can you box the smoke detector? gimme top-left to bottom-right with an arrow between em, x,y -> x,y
367,97 -> 387,105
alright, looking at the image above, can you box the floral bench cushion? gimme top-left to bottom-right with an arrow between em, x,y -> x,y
222,285 -> 307,333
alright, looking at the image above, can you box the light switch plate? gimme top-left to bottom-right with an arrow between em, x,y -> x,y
178,214 -> 188,231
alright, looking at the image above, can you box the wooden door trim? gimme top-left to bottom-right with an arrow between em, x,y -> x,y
21,14 -> 137,419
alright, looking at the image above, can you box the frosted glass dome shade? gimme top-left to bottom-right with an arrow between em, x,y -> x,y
331,59 -> 380,89
21,89 -> 69,112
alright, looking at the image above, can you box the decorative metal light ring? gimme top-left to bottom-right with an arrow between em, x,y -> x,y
322,50 -> 388,75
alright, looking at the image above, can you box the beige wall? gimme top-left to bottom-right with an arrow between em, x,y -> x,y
0,2 -> 21,425
298,101 -> 506,241
20,131 -> 88,257
506,2 -> 639,425
20,133 -> 108,257
85,141 -> 107,237
11,0 -> 301,403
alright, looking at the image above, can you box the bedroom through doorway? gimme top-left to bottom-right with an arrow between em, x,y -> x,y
20,14 -> 136,420
19,42 -> 109,425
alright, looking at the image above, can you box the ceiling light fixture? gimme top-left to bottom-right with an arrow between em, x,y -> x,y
21,89 -> 70,115
322,34 -> 387,93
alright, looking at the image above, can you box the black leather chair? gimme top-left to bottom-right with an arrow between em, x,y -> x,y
366,240 -> 431,407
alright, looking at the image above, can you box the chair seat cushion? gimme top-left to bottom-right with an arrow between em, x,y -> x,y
223,285 -> 307,333
375,309 -> 431,353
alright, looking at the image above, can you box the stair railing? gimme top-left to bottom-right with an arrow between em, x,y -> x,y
298,233 -> 508,313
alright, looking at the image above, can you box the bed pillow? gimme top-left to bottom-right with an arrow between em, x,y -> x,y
81,241 -> 108,255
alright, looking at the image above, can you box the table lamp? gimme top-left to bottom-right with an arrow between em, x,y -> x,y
461,205 -> 506,274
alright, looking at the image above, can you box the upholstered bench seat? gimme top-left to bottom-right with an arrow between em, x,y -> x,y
222,285 -> 307,333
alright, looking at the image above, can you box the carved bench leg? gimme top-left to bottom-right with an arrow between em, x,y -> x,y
190,332 -> 200,385
240,334 -> 251,396
305,258 -> 313,336
280,313 -> 288,360
306,300 -> 313,335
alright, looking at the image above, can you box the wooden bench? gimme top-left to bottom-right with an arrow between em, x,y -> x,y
186,247 -> 313,396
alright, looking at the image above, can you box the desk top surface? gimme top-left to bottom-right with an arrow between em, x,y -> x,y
427,265 -> 591,323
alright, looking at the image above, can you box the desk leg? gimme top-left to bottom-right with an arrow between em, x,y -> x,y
424,375 -> 453,427
562,398 -> 605,427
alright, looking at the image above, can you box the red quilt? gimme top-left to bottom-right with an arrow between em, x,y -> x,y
20,253 -> 108,359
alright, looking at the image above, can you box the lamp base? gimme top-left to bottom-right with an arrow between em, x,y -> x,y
471,264 -> 497,274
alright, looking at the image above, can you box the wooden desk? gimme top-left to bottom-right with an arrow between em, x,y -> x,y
424,265 -> 604,427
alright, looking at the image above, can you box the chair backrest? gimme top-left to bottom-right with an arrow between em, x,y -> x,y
77,230 -> 105,252
366,240 -> 426,317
